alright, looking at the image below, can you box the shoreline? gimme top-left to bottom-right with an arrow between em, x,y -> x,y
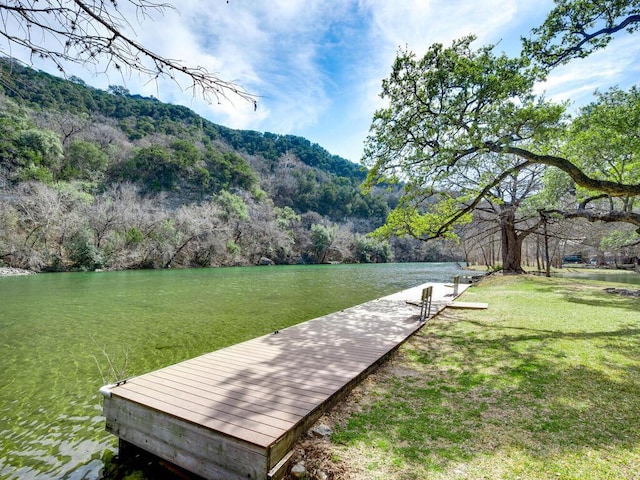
0,267 -> 36,276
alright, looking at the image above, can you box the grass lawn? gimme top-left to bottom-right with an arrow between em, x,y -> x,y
306,275 -> 640,480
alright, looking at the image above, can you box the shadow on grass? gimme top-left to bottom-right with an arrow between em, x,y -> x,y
332,307 -> 640,478
530,278 -> 640,313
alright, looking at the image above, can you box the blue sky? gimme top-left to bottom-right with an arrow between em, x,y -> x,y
13,0 -> 640,164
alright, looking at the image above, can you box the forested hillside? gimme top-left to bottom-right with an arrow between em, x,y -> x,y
0,58 -> 452,271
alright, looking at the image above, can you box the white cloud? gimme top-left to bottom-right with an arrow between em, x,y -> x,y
536,35 -> 640,110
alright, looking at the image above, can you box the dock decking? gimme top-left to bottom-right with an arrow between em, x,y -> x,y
100,282 -> 469,479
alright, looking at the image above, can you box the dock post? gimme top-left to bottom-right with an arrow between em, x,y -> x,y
420,286 -> 433,321
452,275 -> 459,296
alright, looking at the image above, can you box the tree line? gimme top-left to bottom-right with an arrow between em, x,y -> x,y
0,181 -> 391,271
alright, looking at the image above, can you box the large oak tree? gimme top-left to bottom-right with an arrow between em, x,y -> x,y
362,37 -> 565,273
362,1 -> 640,273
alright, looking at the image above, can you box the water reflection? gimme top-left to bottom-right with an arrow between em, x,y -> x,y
554,268 -> 640,286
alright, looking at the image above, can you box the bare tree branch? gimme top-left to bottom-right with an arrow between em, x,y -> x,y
0,1 -> 258,107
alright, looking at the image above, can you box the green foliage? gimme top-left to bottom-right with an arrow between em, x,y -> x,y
204,147 -> 257,192
362,36 -> 563,243
61,140 -> 109,182
226,240 -> 241,255
170,139 -> 200,168
600,229 -> 640,250
125,228 -> 144,246
0,98 -> 32,167
215,191 -> 249,221
373,199 -> 472,242
17,128 -> 63,167
310,223 -> 337,263
353,235 -> 392,263
123,145 -> 176,191
66,228 -> 102,270
523,0 -> 640,69
528,168 -> 573,210
18,164 -> 55,183
274,206 -> 300,229
216,127 -> 363,178
566,86 -> 640,187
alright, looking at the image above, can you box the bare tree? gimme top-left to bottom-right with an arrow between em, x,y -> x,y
0,1 -> 257,106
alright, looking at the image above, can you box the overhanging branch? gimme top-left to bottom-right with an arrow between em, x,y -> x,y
544,208 -> 640,234
489,145 -> 640,196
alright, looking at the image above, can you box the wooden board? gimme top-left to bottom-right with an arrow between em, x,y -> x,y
448,301 -> 488,309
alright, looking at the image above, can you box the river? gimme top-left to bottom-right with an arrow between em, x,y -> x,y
0,262 -> 468,480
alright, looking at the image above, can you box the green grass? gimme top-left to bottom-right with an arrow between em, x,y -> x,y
330,275 -> 640,480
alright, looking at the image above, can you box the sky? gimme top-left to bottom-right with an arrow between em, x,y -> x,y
9,0 -> 640,164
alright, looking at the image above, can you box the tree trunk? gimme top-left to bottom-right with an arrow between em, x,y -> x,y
500,207 -> 525,274
543,217 -> 551,277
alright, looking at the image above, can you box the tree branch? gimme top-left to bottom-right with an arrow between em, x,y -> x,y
0,1 -> 258,106
421,159 -> 533,240
542,14 -> 640,68
489,144 -> 640,196
544,208 -> 640,234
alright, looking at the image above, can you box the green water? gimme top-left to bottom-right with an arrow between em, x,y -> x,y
554,269 -> 640,285
0,263 -> 466,480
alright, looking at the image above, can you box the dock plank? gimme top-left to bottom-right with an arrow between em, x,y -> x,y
149,370 -> 316,414
102,282 -> 471,479
448,301 -> 488,309
165,363 -> 329,403
136,375 -> 306,423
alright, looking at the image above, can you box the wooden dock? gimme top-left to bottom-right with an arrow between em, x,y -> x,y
100,282 -> 470,479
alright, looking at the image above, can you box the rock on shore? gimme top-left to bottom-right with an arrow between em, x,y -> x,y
0,267 -> 36,276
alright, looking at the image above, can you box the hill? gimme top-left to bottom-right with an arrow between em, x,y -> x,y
0,58 -> 453,271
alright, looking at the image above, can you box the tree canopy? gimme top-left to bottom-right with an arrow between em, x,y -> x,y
546,86 -> 640,230
362,37 -> 561,234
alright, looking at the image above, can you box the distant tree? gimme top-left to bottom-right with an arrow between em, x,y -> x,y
353,235 -> 392,263
108,85 -> 131,97
66,228 -> 102,270
62,140 -> 109,182
310,223 -> 337,263
0,1 -> 257,106
163,201 -> 223,268
16,128 -> 64,181
9,182 -> 89,269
